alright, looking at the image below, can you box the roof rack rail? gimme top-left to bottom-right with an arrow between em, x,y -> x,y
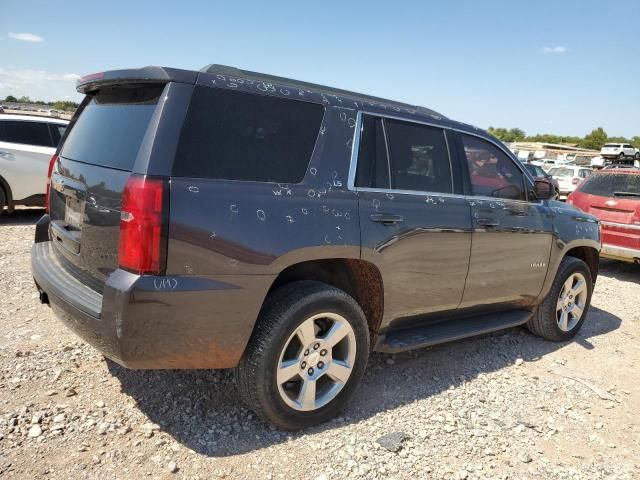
199,64 -> 446,119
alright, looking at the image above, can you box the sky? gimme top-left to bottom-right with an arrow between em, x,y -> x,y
1,0 -> 639,138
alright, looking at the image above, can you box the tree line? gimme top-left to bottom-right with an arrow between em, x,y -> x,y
486,126 -> 639,151
3,95 -> 79,112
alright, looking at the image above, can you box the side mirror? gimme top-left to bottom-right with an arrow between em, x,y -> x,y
534,179 -> 555,200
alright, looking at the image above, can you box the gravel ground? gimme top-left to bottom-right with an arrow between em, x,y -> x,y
1,208 -> 639,480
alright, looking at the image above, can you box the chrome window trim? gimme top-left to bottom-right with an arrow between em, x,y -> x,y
347,110 -> 544,205
348,110 -> 456,196
379,118 -> 393,188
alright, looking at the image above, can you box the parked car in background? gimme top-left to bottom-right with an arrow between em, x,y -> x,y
568,169 -> 640,263
523,162 -> 560,199
548,165 -> 593,199
0,106 -> 5,114
600,143 -> 638,160
0,114 -> 68,214
31,65 -> 601,429
603,163 -> 636,170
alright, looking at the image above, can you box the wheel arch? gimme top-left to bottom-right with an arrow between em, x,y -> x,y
564,245 -> 599,285
265,258 -> 385,347
0,173 -> 14,212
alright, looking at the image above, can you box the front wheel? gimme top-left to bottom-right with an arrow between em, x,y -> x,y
618,152 -> 625,160
235,281 -> 370,429
527,256 -> 593,341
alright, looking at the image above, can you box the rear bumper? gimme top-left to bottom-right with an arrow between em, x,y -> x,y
31,236 -> 274,369
600,243 -> 640,263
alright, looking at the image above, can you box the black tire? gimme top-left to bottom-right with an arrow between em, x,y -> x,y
635,152 -> 639,159
235,281 -> 370,429
527,256 -> 593,341
0,187 -> 6,216
618,152 -> 625,160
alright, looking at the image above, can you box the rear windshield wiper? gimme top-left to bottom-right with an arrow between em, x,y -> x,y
613,191 -> 640,197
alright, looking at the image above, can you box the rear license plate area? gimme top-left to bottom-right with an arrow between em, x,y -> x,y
64,197 -> 85,229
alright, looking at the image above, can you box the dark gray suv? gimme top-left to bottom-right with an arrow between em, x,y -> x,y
31,65 -> 601,429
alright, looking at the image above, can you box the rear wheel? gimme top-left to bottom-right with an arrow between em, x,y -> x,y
235,281 -> 370,429
0,187 -> 6,216
618,152 -> 625,160
527,256 -> 593,341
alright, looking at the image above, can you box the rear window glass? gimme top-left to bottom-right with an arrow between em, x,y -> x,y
579,173 -> 640,197
173,87 -> 324,183
602,144 -> 620,148
0,120 -> 53,147
550,167 -> 572,176
61,85 -> 163,171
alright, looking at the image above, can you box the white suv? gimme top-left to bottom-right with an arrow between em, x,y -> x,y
600,143 -> 638,160
0,114 -> 68,214
548,165 -> 593,199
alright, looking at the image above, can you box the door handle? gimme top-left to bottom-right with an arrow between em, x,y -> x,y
370,213 -> 404,225
476,218 -> 500,227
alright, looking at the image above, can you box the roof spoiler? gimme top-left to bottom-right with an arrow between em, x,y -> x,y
76,66 -> 198,94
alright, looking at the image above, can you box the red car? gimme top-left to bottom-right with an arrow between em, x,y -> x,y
567,169 -> 640,263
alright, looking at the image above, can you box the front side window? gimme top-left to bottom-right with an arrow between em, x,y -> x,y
461,134 -> 526,200
0,120 -> 53,147
174,87 -> 325,183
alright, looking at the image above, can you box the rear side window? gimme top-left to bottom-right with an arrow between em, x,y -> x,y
385,119 -> 452,193
61,85 -> 163,171
173,87 -> 324,183
355,115 -> 453,194
579,173 -> 640,197
355,115 -> 390,189
0,120 -> 53,147
48,124 -> 67,146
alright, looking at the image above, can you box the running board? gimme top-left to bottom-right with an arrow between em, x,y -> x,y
376,310 -> 533,353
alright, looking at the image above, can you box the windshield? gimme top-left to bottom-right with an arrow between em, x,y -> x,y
579,173 -> 640,197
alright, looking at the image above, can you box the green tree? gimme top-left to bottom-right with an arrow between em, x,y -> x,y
18,96 -> 31,103
4,95 -> 17,102
487,127 -> 526,142
579,127 -> 608,150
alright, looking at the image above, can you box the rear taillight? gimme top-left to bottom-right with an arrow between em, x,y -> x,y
45,154 -> 58,213
118,175 -> 166,275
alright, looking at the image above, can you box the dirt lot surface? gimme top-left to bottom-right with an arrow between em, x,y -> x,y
1,208 -> 639,479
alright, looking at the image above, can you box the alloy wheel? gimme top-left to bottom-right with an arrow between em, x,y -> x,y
276,313 -> 356,411
556,272 -> 588,332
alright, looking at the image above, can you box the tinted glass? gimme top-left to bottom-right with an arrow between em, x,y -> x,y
61,85 -> 163,171
461,134 -> 526,200
524,164 -> 546,177
355,115 -> 389,189
48,123 -> 67,146
0,120 -> 53,147
385,119 -> 452,193
174,87 -> 324,183
579,173 -> 640,197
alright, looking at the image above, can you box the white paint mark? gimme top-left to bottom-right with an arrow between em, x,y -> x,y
256,209 -> 266,221
230,204 -> 239,214
188,186 -> 199,193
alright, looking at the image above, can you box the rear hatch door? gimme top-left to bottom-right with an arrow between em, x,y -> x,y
48,84 -> 165,292
576,172 -> 640,250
